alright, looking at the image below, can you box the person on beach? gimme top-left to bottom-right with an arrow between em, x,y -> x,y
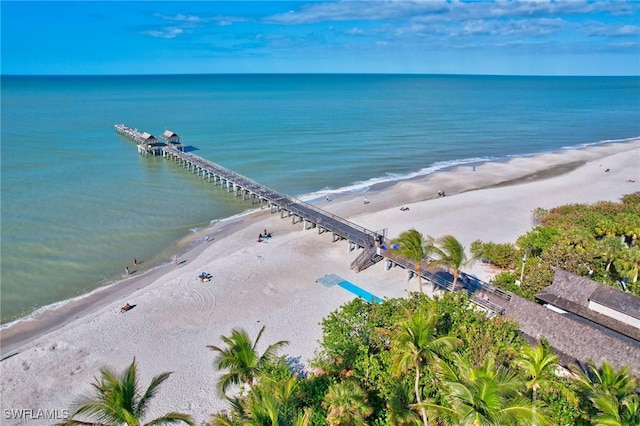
125,266 -> 129,276
364,197 -> 369,204
133,258 -> 137,266
120,303 -> 132,313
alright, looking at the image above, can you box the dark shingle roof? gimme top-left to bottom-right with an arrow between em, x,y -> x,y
535,292 -> 640,341
538,268 -> 598,307
504,294 -> 640,375
535,268 -> 640,339
590,285 -> 640,321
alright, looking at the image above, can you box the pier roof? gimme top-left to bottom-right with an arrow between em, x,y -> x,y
140,132 -> 157,142
162,130 -> 181,140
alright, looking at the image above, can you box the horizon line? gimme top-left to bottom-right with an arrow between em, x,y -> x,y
2,72 -> 639,78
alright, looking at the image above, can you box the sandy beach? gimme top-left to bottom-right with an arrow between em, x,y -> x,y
1,140 -> 639,425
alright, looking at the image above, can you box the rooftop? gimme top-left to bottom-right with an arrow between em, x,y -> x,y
502,268 -> 640,375
535,268 -> 640,340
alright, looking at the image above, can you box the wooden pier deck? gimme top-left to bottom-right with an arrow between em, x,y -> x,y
115,124 -> 508,316
160,146 -> 513,316
162,146 -> 380,251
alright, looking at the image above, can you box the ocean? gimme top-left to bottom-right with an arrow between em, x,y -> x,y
1,74 -> 639,325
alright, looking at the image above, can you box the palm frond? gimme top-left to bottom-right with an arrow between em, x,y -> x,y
143,412 -> 195,425
137,371 -> 173,417
62,359 -> 190,426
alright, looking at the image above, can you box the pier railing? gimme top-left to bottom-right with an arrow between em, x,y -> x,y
163,147 -> 379,248
116,125 -> 517,308
382,252 -> 455,292
382,251 -> 508,315
164,146 -> 510,314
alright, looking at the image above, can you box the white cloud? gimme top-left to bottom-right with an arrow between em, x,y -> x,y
264,0 -> 639,25
346,27 -> 365,35
581,22 -> 640,37
140,27 -> 184,39
266,0 -> 449,24
153,13 -> 204,23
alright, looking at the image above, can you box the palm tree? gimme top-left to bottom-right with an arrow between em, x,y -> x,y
208,326 -> 289,397
209,386 -> 312,426
431,235 -> 469,292
322,380 -> 373,426
572,361 -> 638,401
595,218 -> 620,239
565,228 -> 596,255
391,229 -> 434,293
572,360 -> 639,423
614,246 -> 640,284
59,358 -> 194,426
591,393 -> 640,426
421,355 -> 547,426
208,396 -> 247,426
391,307 -> 462,426
619,211 -> 640,247
517,341 -> 577,423
242,375 -> 312,426
516,340 -> 559,403
598,235 -> 626,273
386,383 -> 422,425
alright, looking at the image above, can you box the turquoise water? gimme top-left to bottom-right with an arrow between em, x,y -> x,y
2,74 -> 639,324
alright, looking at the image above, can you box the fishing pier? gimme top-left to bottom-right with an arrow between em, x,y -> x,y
115,124 -> 184,156
114,124 -> 511,315
115,124 -> 381,253
162,146 -> 382,253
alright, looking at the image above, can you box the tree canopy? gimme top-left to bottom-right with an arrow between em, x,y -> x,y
471,192 -> 640,299
208,293 -> 638,425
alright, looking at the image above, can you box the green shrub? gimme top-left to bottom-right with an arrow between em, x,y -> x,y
470,240 -> 519,269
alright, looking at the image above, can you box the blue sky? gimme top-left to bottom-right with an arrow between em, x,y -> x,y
2,1 -> 639,76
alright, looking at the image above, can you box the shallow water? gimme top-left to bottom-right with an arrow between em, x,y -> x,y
2,74 -> 639,323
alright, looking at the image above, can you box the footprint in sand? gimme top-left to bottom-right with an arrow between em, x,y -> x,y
263,284 -> 275,295
177,273 -> 217,322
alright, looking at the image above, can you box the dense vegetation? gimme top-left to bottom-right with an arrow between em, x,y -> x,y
470,192 -> 640,300
64,194 -> 640,425
203,294 -> 638,425
64,295 -> 639,425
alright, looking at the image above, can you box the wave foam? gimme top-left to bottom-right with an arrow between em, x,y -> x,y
299,155 -> 495,202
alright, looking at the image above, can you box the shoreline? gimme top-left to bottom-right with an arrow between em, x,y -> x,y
1,139 -> 639,357
1,140 -> 638,424
0,136 -> 636,331
0,211 -> 271,357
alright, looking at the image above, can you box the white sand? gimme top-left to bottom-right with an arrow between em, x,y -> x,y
1,140 -> 638,425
